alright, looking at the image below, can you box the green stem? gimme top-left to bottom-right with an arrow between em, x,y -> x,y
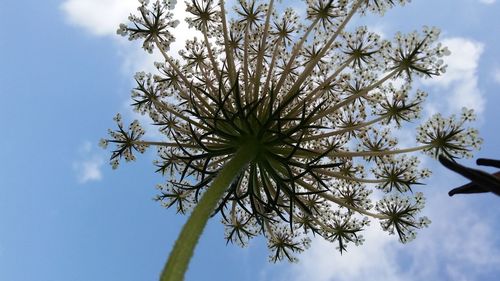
159,147 -> 255,281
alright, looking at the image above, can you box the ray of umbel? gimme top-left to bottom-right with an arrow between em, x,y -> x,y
101,0 -> 482,280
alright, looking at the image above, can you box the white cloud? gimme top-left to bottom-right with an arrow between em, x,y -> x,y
286,224 -> 401,281
74,157 -> 104,183
61,0 -> 208,145
61,0 -> 200,140
73,141 -> 105,184
277,184 -> 500,281
479,0 -> 496,4
399,194 -> 500,280
369,24 -> 388,40
61,0 -> 200,73
61,0 -> 155,73
118,41 -> 163,74
61,0 -> 138,36
493,68 -> 500,84
421,38 -> 485,115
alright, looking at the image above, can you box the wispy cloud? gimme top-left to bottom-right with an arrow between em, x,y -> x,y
421,37 -> 485,116
493,68 -> 500,84
478,0 -> 496,4
399,193 -> 500,281
60,0 -> 137,37
61,0 -> 201,141
285,225 -> 400,281
60,0 -> 200,72
61,0 -> 202,142
73,141 -> 105,184
274,183 -> 500,281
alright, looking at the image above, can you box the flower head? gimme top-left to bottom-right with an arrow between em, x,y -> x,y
117,0 -> 179,52
103,0 -> 481,263
417,112 -> 481,159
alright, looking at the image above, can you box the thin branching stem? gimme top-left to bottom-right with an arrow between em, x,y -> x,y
283,56 -> 356,120
309,67 -> 401,123
274,17 -> 320,95
252,0 -> 275,102
201,26 -> 223,85
243,25 -> 251,97
303,115 -> 387,141
314,169 -> 386,184
328,144 -> 432,158
281,0 -> 364,103
297,179 -> 388,219
219,0 -> 237,82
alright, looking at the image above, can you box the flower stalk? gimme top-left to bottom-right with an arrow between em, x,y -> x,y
160,146 -> 255,281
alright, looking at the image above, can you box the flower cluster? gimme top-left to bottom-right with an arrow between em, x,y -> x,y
375,192 -> 431,243
101,113 -> 148,169
372,156 -> 431,193
103,0 -> 481,264
117,0 -> 179,52
385,26 -> 450,80
417,109 -> 481,159
361,0 -> 411,15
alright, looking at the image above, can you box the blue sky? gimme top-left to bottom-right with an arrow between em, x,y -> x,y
1,0 -> 500,280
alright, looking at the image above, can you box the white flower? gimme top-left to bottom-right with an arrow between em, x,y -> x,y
102,0 -> 481,266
